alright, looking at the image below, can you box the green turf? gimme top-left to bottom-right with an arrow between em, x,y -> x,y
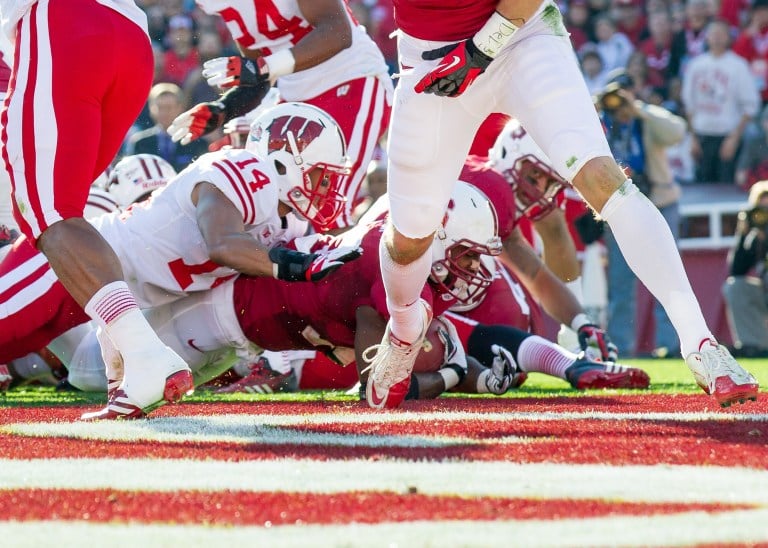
2,358 -> 768,408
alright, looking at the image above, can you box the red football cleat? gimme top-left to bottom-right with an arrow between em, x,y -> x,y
565,358 -> 650,390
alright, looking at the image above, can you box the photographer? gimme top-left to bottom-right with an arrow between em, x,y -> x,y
596,70 -> 688,356
722,181 -> 768,357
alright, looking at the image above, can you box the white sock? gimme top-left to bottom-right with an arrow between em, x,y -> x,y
517,335 -> 577,379
84,281 -> 164,356
379,238 -> 433,344
600,180 -> 712,356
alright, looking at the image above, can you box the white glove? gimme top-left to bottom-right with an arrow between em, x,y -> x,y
436,316 -> 467,373
483,344 -> 524,395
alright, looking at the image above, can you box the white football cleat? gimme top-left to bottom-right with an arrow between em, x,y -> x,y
363,299 -> 432,409
685,340 -> 759,407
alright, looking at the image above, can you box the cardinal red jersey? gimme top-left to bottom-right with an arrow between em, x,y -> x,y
459,156 -> 517,240
444,258 -> 546,350
392,0 -> 498,41
232,218 -> 456,352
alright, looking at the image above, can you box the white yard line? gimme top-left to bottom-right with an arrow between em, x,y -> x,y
1,510 -> 767,548
3,410 -> 766,447
2,458 -> 768,505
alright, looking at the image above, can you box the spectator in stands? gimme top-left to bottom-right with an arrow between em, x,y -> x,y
565,0 -> 593,52
127,83 -> 209,172
145,4 -> 167,45
640,9 -> 675,93
580,48 -> 609,95
182,29 -> 226,107
594,13 -> 635,74
722,180 -> 768,357
668,0 -> 715,80
626,50 -> 663,104
610,0 -> 647,45
719,0 -> 752,31
682,19 -> 760,184
597,71 -> 687,356
736,104 -> 768,190
732,0 -> 768,105
161,14 -> 200,87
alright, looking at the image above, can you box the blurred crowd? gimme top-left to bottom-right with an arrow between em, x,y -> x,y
129,0 -> 768,191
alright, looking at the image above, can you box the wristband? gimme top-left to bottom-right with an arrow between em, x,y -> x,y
472,11 -> 519,58
566,277 -> 584,306
476,369 -> 491,393
438,367 -> 460,390
264,49 -> 296,79
570,312 -> 592,332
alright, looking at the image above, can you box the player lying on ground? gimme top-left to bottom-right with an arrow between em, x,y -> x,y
0,103 -> 362,418
61,183 -> 648,408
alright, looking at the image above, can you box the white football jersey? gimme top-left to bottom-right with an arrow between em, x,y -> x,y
92,148 -> 307,308
195,0 -> 389,100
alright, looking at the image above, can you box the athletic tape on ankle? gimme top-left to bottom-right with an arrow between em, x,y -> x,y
438,364 -> 463,390
570,312 -> 592,332
264,49 -> 296,78
472,11 -> 519,58
476,369 -> 491,393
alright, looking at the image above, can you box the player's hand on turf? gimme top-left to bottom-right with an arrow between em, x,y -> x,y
485,344 -> 524,394
168,101 -> 226,145
202,56 -> 270,90
0,364 -> 12,391
415,40 -> 493,97
269,245 -> 362,282
577,324 -> 619,363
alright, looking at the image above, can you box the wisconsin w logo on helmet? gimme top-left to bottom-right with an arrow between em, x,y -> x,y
266,115 -> 324,157
245,102 -> 351,230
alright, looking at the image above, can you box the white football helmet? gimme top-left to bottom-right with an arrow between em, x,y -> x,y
224,88 -> 281,149
488,119 -> 569,221
430,181 -> 502,304
246,102 -> 350,230
107,154 -> 176,207
92,167 -> 112,190
84,188 -> 121,220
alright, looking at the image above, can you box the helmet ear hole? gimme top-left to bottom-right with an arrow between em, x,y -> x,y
274,160 -> 287,175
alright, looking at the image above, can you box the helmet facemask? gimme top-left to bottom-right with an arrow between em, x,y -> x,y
504,155 -> 568,222
431,237 -> 501,304
249,102 -> 351,229
287,161 -> 349,230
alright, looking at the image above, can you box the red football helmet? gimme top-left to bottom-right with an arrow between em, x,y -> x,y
489,119 -> 569,222
430,181 -> 502,305
246,102 -> 350,230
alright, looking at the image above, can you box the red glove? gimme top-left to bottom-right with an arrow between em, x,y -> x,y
167,101 -> 226,145
202,55 -> 270,90
414,40 -> 494,97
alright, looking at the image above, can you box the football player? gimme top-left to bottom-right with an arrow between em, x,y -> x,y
168,0 -> 393,232
0,102 -> 361,418
365,0 -> 758,410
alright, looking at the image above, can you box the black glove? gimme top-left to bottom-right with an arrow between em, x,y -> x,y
415,40 -> 493,97
269,245 -> 362,282
574,212 -> 605,245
